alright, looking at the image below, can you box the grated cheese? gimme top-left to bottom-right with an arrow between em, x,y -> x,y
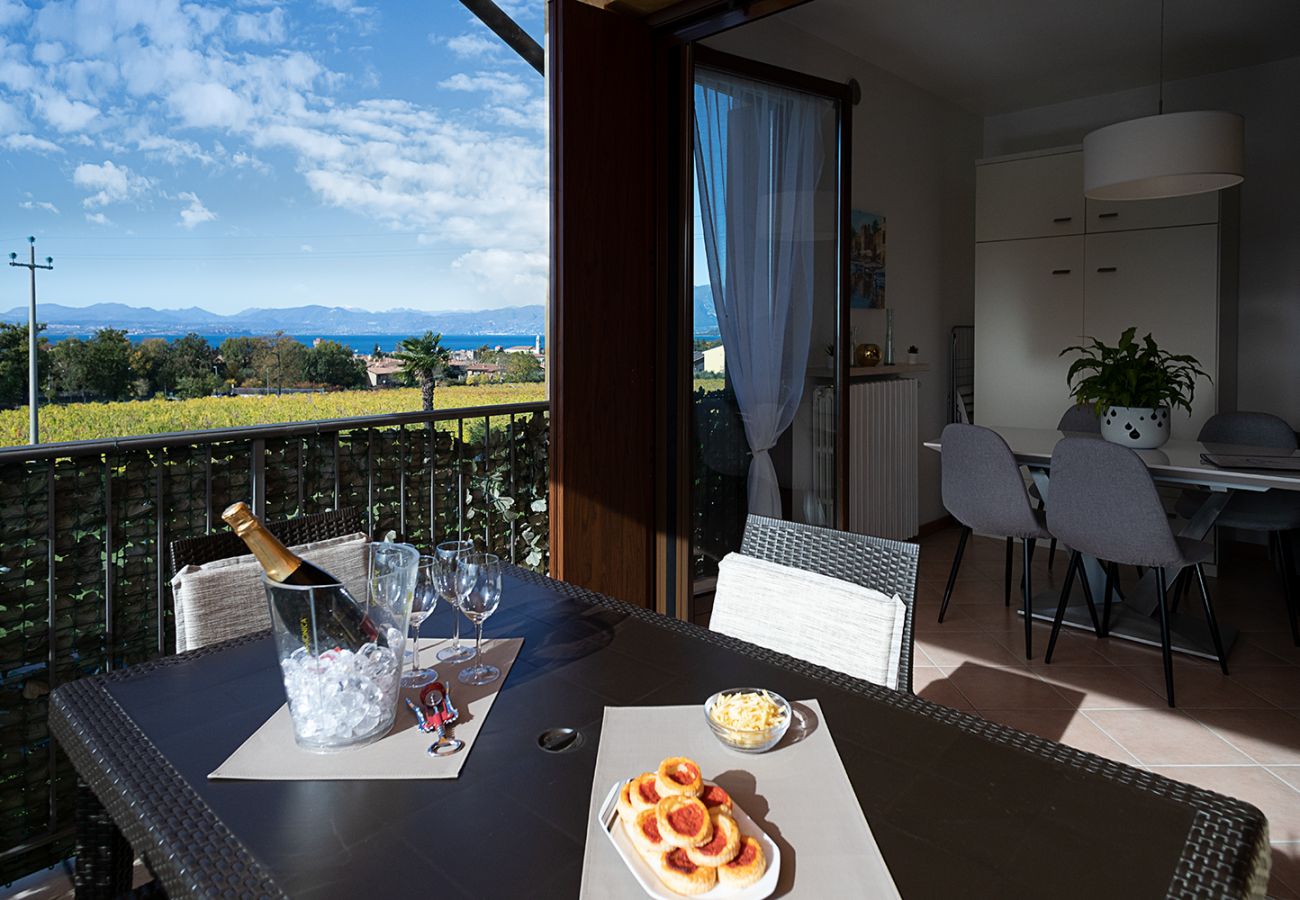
709,690 -> 786,732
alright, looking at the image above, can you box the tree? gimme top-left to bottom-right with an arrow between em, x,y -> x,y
163,332 -> 219,390
174,371 -> 221,399
501,352 -> 543,383
0,322 -> 50,409
305,340 -> 366,389
53,329 -> 133,401
130,338 -> 171,397
393,331 -> 450,411
218,336 -> 263,386
250,332 -> 308,391
372,343 -> 384,360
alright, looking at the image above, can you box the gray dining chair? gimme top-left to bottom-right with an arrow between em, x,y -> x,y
1045,438 -> 1228,707
1032,404 -> 1101,570
735,514 -> 920,693
938,423 -> 1054,659
1175,411 -> 1300,645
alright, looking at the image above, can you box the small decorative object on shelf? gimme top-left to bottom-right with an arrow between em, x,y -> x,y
906,345 -> 919,365
884,309 -> 895,365
1060,327 -> 1210,450
854,343 -> 881,367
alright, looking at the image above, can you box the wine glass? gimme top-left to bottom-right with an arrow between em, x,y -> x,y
455,552 -> 502,686
401,556 -> 439,688
434,540 -> 476,663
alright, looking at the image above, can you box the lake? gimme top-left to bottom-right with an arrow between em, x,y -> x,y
41,333 -> 546,354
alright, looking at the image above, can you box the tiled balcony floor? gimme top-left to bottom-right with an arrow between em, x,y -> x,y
913,526 -> 1300,899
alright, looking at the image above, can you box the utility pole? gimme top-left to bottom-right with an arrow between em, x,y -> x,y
8,237 -> 53,445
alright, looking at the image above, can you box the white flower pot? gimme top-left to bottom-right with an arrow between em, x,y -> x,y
906,352 -> 918,365
1100,405 -> 1171,449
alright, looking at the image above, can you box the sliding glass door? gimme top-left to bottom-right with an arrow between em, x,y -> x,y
689,56 -> 846,607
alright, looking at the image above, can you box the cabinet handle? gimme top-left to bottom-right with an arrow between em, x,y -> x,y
1052,216 -> 1073,223
1051,268 -> 1072,275
1097,212 -> 1119,219
1096,266 -> 1117,273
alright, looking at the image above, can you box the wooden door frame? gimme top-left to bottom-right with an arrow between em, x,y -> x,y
663,41 -> 855,621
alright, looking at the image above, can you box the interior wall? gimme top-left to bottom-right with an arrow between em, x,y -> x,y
704,17 -> 984,528
984,54 -> 1300,426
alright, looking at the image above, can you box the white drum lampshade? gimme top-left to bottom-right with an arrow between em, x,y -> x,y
1083,110 -> 1244,201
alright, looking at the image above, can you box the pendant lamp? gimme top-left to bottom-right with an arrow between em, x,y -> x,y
1082,2 -> 1244,201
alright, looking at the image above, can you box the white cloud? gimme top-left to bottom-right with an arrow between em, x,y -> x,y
176,191 -> 215,228
19,200 -> 60,214
73,160 -> 148,207
0,0 -> 28,28
168,81 -> 253,129
441,33 -> 500,59
135,133 -> 214,165
0,97 -> 23,133
33,42 -> 65,65
300,243 -> 313,252
232,9 -> 287,44
84,211 -> 112,225
438,71 -> 530,104
4,133 -> 62,153
451,248 -> 548,304
40,92 -> 99,131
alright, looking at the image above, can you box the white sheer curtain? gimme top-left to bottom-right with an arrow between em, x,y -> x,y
694,69 -> 827,518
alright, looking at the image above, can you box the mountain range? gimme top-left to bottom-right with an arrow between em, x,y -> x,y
0,302 -> 546,336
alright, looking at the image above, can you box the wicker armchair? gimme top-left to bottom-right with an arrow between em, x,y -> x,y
168,507 -> 365,577
737,515 -> 920,694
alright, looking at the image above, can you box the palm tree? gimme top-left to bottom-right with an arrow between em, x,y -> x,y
393,331 -> 450,412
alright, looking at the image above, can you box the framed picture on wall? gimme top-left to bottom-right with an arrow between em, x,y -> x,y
850,211 -> 886,309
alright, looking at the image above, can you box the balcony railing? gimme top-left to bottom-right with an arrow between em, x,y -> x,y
0,400 -> 549,883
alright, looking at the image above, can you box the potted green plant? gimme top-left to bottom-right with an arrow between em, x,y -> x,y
1059,327 -> 1210,449
906,345 -> 919,365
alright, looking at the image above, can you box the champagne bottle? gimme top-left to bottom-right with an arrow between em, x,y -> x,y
222,502 -> 382,653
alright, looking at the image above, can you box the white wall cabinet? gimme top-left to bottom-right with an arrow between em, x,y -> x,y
975,151 -> 1083,242
974,237 -> 1084,428
974,148 -> 1236,434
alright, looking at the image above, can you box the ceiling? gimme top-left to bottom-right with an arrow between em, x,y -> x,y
775,0 -> 1300,114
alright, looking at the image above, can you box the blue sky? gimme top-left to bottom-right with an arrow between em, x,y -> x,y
0,0 -> 546,315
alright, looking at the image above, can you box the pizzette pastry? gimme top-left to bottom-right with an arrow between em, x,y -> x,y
685,811 -> 741,867
616,778 -> 639,824
627,808 -> 667,856
655,796 -> 713,849
717,835 -> 767,889
629,772 -> 663,812
655,847 -> 718,896
697,782 -> 733,817
655,756 -> 703,798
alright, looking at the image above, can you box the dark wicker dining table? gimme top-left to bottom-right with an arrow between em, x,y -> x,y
50,567 -> 1269,899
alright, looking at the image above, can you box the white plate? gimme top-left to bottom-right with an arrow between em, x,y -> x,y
598,780 -> 781,899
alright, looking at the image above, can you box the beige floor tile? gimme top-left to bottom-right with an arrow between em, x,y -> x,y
1270,844 -> 1300,900
1034,665 -> 1167,709
1122,664 -> 1275,708
1269,767 -> 1300,791
1190,708 -> 1300,765
912,666 -> 973,711
976,707 -> 1139,764
1147,766 -> 1300,843
1222,630 -> 1300,667
913,630 -> 1027,669
1226,666 -> 1300,709
947,664 -> 1079,709
1084,708 -> 1253,765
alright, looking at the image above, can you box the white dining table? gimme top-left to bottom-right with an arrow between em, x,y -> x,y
924,426 -> 1300,660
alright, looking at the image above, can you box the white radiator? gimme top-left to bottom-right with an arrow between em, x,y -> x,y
807,386 -> 836,527
849,378 -> 918,540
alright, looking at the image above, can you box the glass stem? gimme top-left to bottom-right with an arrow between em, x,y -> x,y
411,622 -> 421,672
474,621 -> 484,669
451,601 -> 462,648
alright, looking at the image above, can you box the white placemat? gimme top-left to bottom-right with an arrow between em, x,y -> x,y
579,700 -> 900,899
209,637 -> 521,781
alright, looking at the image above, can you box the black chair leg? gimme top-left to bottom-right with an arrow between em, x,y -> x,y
1045,551 -> 1079,663
1075,557 -> 1102,635
1101,562 -> 1115,638
938,526 -> 970,623
1193,563 -> 1229,675
1023,538 -> 1035,659
1004,537 -> 1013,608
1154,568 -> 1176,707
1275,529 -> 1300,646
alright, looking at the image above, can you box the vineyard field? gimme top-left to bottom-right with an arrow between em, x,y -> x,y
0,383 -> 547,446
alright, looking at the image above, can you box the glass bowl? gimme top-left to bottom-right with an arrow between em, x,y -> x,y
703,688 -> 791,753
